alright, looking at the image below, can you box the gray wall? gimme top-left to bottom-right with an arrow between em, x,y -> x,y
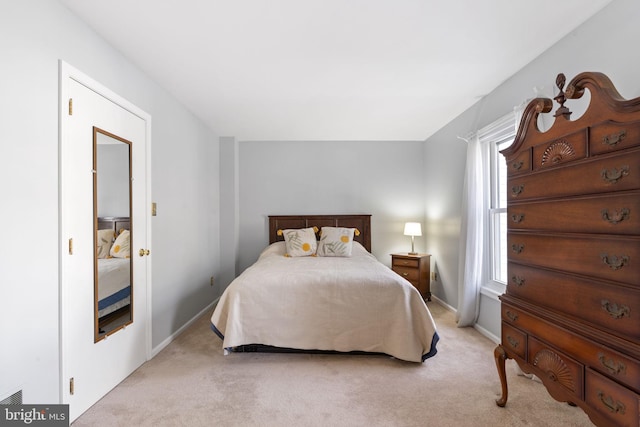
424,0 -> 640,339
219,136 -> 239,291
0,0 -> 220,404
237,140 -> 427,271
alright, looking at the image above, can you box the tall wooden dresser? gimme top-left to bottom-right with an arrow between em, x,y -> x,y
494,72 -> 640,427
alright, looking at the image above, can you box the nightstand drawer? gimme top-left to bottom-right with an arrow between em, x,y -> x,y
392,266 -> 419,281
392,258 -> 419,268
390,253 -> 431,301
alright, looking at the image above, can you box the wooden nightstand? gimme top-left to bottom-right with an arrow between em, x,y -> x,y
391,253 -> 431,301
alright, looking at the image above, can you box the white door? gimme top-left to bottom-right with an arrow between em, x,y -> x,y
59,63 -> 151,422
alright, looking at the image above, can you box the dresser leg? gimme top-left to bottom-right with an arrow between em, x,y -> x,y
494,344 -> 509,407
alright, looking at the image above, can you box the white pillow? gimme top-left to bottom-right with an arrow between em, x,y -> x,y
281,227 -> 318,257
110,229 -> 131,258
96,229 -> 115,259
316,227 -> 355,257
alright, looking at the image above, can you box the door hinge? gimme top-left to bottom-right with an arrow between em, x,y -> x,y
68,238 -> 73,255
68,98 -> 73,115
69,377 -> 74,395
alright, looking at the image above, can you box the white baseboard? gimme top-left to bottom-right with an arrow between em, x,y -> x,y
473,323 -> 500,344
431,295 -> 456,313
150,297 -> 219,358
431,295 -> 500,343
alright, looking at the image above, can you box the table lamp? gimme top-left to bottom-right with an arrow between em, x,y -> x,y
403,222 -> 422,255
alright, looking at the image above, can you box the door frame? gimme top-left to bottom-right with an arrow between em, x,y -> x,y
58,60 -> 152,401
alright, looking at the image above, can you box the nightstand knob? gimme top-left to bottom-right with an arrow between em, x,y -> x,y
402,272 -> 409,277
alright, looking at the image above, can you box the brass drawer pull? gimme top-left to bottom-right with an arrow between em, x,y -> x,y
505,310 -> 518,322
597,391 -> 626,414
601,208 -> 630,224
511,184 -> 525,197
511,276 -> 525,287
600,253 -> 629,270
506,336 -> 519,349
601,165 -> 629,184
598,353 -> 627,375
511,213 -> 525,223
602,130 -> 626,146
511,244 -> 524,254
601,300 -> 630,319
511,160 -> 524,171
402,272 -> 409,277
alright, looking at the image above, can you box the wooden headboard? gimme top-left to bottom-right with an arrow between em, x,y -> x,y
268,214 -> 371,252
97,216 -> 130,234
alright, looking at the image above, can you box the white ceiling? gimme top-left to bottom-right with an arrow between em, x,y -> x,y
59,0 -> 612,141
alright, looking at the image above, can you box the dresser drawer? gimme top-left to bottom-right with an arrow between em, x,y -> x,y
508,233 -> 640,286
586,368 -> 639,427
391,266 -> 419,282
508,149 -> 640,201
532,129 -> 587,171
507,263 -> 640,341
529,337 -> 584,400
590,119 -> 640,156
501,300 -> 640,392
508,192 -> 640,235
501,322 -> 527,359
506,148 -> 532,177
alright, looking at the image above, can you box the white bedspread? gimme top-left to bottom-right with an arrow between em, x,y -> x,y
211,242 -> 439,363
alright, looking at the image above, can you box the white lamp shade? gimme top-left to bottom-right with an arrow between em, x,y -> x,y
403,222 -> 422,237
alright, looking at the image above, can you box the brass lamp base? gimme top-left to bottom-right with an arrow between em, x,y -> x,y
408,236 -> 418,255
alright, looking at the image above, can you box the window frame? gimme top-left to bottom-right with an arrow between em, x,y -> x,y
478,113 -> 516,298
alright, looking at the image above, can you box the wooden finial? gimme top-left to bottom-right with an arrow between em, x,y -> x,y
553,73 -> 572,118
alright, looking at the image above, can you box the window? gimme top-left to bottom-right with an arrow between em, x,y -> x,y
478,114 -> 516,296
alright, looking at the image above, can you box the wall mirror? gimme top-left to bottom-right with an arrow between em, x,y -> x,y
93,127 -> 133,342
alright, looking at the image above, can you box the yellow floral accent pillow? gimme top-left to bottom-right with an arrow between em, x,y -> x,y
110,229 -> 131,258
281,227 -> 317,257
316,227 -> 355,257
96,229 -> 115,259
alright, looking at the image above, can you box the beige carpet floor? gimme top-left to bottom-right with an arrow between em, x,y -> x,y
73,302 -> 594,426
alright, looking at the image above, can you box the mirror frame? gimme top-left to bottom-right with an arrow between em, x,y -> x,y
93,127 -> 133,342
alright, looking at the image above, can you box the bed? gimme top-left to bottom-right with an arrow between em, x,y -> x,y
210,214 -> 439,363
96,217 -> 131,330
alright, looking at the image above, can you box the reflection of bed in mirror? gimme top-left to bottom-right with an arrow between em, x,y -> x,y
96,216 -> 131,334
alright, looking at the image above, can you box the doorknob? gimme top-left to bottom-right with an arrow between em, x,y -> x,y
138,249 -> 150,257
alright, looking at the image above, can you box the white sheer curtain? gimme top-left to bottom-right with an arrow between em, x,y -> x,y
456,108 -> 520,327
456,133 -> 486,326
